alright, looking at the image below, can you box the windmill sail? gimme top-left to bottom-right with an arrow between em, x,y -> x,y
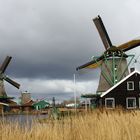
0,56 -> 12,73
117,39 -> 140,52
5,77 -> 20,89
93,15 -> 112,50
76,58 -> 102,70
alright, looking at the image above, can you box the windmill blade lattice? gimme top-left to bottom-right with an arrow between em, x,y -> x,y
0,56 -> 12,73
93,15 -> 113,50
5,76 -> 20,89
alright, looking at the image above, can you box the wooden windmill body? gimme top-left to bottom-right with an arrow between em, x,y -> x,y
0,81 -> 7,97
77,16 -> 140,93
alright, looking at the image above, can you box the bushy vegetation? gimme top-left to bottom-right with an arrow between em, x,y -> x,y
0,109 -> 140,140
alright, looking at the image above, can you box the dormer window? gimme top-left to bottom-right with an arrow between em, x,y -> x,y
127,81 -> 134,90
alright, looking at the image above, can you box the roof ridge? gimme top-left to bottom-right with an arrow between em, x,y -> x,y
101,70 -> 140,97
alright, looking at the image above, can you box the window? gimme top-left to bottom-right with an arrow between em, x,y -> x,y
126,97 -> 136,109
105,98 -> 115,108
127,81 -> 134,90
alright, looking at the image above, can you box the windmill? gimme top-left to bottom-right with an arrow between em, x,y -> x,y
76,15 -> 140,93
0,56 -> 20,101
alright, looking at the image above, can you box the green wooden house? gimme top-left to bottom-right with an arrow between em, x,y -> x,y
33,100 -> 50,110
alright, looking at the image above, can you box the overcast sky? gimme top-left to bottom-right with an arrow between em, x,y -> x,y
1,0 -> 140,102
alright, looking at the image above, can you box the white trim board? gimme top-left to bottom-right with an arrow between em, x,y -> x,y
101,70 -> 140,98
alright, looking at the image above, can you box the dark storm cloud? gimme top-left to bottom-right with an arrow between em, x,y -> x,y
1,0 -> 140,100
0,0 -> 105,81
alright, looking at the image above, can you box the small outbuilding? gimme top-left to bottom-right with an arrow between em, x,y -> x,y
33,100 -> 50,110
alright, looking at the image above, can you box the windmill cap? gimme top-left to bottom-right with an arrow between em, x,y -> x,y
104,46 -> 128,58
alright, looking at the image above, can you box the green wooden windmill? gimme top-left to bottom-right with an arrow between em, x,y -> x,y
77,15 -> 140,94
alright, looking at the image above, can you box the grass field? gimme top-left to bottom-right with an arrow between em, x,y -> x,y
0,109 -> 140,140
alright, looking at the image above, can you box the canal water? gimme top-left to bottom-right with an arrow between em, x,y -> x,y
0,114 -> 48,127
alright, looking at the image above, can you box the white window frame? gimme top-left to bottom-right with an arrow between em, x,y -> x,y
127,81 -> 134,91
126,97 -> 136,109
105,98 -> 115,109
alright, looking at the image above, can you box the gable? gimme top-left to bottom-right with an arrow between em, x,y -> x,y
101,70 -> 140,97
33,100 -> 49,106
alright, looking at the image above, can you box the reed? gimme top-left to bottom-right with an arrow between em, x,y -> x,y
0,109 -> 140,140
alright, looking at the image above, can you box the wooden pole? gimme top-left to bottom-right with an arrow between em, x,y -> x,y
74,74 -> 76,112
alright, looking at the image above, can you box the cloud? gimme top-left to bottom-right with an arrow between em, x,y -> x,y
0,0 -> 140,100
4,77 -> 98,101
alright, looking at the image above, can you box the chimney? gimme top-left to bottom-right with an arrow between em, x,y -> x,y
130,67 -> 135,73
21,91 -> 31,105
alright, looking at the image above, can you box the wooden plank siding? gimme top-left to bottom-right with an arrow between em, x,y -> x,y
101,71 -> 140,109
